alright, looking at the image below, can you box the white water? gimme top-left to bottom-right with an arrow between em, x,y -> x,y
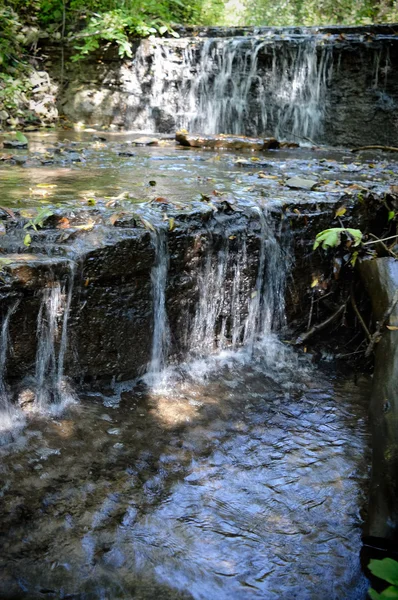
147,208 -> 289,393
190,209 -> 287,359
0,300 -> 24,434
34,268 -> 75,411
147,228 -> 170,380
134,36 -> 333,141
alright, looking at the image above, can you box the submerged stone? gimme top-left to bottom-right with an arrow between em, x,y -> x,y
175,131 -> 280,150
285,176 -> 318,190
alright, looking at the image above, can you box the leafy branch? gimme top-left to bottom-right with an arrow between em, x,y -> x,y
368,558 -> 398,600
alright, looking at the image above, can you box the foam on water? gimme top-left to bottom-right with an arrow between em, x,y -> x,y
33,266 -> 76,414
136,36 -> 333,141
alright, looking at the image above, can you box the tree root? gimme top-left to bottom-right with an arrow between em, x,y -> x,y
350,281 -> 371,340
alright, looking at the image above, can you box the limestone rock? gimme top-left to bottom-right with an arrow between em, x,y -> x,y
175,132 -> 280,150
285,177 -> 318,190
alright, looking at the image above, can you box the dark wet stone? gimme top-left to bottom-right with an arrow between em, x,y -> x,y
3,140 -> 28,149
285,176 -> 318,190
360,257 -> 398,542
176,131 -> 280,150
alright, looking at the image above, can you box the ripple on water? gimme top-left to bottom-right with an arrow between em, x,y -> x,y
0,339 -> 370,599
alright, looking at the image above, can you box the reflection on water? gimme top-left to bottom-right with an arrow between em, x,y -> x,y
1,131 -> 397,211
0,339 -> 370,599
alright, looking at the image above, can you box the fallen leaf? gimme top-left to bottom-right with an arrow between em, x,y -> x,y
335,206 -> 347,217
73,220 -> 95,231
57,217 -> 70,229
386,325 -> 398,331
140,217 -> 155,232
168,217 -> 175,231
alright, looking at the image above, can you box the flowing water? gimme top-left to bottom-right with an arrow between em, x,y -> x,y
134,35 -> 333,140
33,266 -> 75,412
0,341 -> 370,599
148,227 -> 170,379
1,133 -> 396,599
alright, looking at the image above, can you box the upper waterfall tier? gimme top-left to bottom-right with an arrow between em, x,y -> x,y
54,25 -> 398,147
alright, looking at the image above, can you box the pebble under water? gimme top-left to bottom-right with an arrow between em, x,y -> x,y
0,340 -> 370,599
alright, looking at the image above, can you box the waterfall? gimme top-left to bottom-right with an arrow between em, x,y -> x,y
189,209 -> 287,359
35,267 -> 74,407
136,35 -> 333,141
148,228 -> 170,379
0,300 -> 20,411
182,37 -> 333,141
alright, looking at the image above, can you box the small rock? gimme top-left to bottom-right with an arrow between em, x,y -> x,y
131,136 -> 159,146
14,156 -> 28,165
118,151 -> 135,157
66,152 -> 82,162
3,140 -> 28,149
285,177 -> 318,190
18,388 -> 35,410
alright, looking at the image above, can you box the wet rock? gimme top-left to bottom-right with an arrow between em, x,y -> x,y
118,151 -> 136,157
285,177 -> 318,190
3,140 -> 28,149
131,137 -> 159,146
65,152 -> 82,162
17,388 -> 36,411
176,131 -> 280,150
360,257 -> 398,541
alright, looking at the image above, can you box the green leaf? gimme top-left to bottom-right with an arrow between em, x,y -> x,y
368,589 -> 382,600
313,228 -> 341,250
380,586 -> 398,599
15,131 -> 28,144
24,233 -> 31,247
369,559 -> 398,586
313,228 -> 363,250
388,211 -> 395,222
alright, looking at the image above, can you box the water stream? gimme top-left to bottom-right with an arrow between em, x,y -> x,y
0,134 -> 394,598
148,227 -> 170,380
135,36 -> 333,140
34,267 -> 75,410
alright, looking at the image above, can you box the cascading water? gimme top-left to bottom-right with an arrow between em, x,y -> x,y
34,268 -> 74,409
182,37 -> 333,140
188,208 -> 287,361
135,35 -> 333,141
0,300 -> 22,431
147,227 -> 170,380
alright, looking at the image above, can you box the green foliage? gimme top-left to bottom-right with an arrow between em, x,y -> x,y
0,5 -> 25,71
241,0 -> 398,27
24,208 -> 54,232
313,228 -> 363,250
368,558 -> 398,600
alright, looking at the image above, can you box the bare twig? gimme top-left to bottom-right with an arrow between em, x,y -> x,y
365,289 -> 398,357
351,145 -> 398,153
350,281 -> 371,340
363,233 -> 398,247
294,301 -> 347,345
307,293 -> 315,330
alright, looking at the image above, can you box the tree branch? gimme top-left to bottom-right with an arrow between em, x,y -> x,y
294,302 -> 347,345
